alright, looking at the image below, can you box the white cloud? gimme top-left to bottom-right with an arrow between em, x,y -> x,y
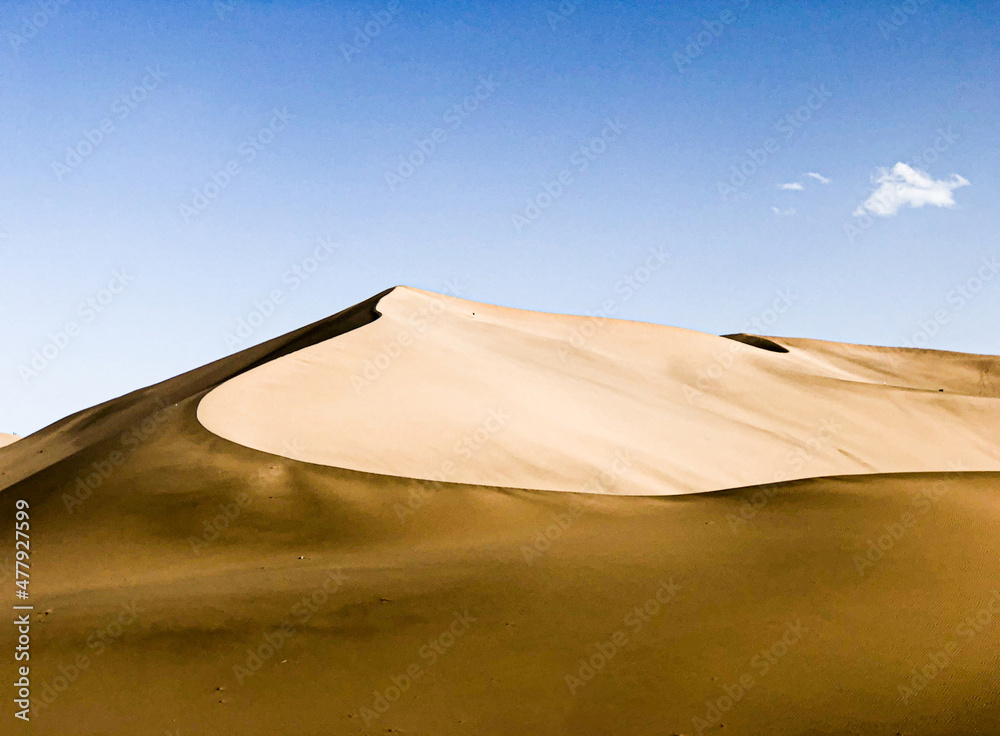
853,163 -> 970,218
805,172 -> 831,184
778,182 -> 803,190
771,206 -> 796,216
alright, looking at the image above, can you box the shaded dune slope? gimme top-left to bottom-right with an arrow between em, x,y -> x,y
721,333 -> 790,353
0,392 -> 997,735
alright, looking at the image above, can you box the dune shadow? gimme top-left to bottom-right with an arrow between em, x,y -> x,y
721,333 -> 790,353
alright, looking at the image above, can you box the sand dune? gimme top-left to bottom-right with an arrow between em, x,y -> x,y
3,401 -> 999,736
0,432 -> 18,448
198,286 -> 1000,494
1,286 -> 998,735
0,288 -> 390,495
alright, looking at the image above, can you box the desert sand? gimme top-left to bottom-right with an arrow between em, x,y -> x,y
199,286 -> 1000,494
1,286 -> 998,735
0,432 -> 18,448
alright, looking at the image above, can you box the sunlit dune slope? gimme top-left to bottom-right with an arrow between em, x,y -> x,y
198,286 -> 1000,495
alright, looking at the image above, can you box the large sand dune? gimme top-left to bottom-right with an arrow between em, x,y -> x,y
198,286 -> 1000,494
1,286 -> 998,735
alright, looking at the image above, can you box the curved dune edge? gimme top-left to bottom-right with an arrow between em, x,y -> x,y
0,289 -> 390,494
196,286 -> 1000,496
11,383 -> 1000,734
0,433 -> 19,449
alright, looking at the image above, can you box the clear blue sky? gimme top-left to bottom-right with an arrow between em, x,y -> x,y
2,0 -> 998,435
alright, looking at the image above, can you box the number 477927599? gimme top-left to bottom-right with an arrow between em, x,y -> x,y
15,500 -> 30,599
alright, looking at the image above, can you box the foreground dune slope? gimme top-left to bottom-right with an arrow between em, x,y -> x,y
0,391 -> 997,735
2,287 -> 998,734
198,286 -> 1000,495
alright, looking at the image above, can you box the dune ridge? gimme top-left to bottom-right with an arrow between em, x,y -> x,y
2,286 -> 999,734
0,288 -> 390,493
197,286 -> 1000,495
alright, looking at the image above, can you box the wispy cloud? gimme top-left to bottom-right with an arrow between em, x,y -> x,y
778,182 -> 803,191
771,206 -> 796,216
853,163 -> 970,218
805,172 -> 831,184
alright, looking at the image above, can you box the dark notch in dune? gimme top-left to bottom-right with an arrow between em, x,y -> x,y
721,333 -> 790,353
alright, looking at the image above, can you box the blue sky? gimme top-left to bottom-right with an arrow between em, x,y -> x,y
2,0 -> 998,435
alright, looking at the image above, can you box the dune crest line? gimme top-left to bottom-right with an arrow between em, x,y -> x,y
195,286 -> 1000,495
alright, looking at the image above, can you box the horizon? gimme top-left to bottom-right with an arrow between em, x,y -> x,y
3,0 -> 998,435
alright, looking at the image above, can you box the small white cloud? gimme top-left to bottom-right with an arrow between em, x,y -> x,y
805,172 -> 831,184
778,182 -> 803,190
771,206 -> 796,216
853,162 -> 970,218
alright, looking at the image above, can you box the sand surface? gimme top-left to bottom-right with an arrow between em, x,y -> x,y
1,286 -> 998,735
0,432 -> 18,448
199,287 -> 1000,494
